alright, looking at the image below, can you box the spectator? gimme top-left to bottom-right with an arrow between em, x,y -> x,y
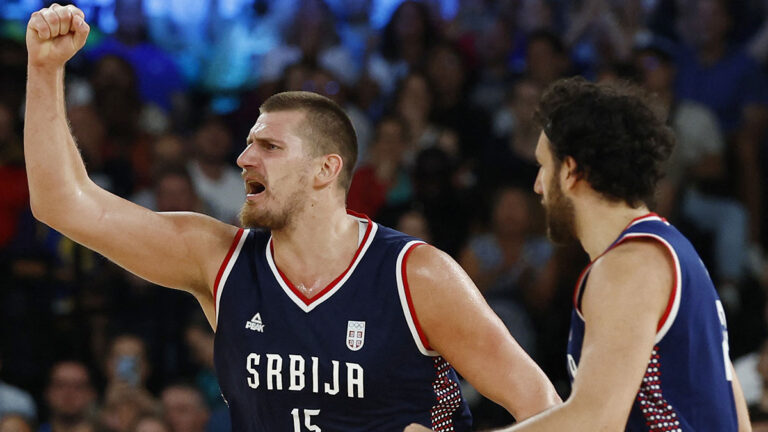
104,335 -> 151,394
183,318 -> 223,411
470,18 -> 518,113
634,43 -> 749,301
187,117 -> 243,224
39,361 -> 97,432
261,0 -> 358,89
131,416 -> 171,432
347,116 -> 412,218
675,0 -> 768,245
85,0 -> 187,114
0,415 -> 33,432
89,55 -> 152,197
481,78 -> 543,190
130,134 -> 190,210
395,207 -> 433,243
367,0 -> 438,95
426,42 -> 491,163
0,102 -> 28,249
160,384 -> 209,432
565,0 -> 653,67
523,30 -> 570,88
0,359 -> 36,422
100,386 -> 159,432
459,186 -> 553,305
411,147 -> 472,256
392,71 -> 451,161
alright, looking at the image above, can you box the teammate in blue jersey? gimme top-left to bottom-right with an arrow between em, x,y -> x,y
409,77 -> 752,432
24,5 -> 561,431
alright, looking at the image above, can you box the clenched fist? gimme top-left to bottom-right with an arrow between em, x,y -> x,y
26,4 -> 90,70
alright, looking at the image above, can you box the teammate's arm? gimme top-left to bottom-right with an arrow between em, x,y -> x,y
405,245 -> 561,421
731,361 -> 753,431
407,239 -> 673,432
24,5 -> 236,322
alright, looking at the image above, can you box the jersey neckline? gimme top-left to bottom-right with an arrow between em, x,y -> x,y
265,210 -> 378,313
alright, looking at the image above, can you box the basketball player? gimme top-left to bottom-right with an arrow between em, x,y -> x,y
24,5 -> 560,431
408,78 -> 752,431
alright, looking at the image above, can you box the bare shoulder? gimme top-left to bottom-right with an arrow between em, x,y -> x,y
404,244 -> 495,343
406,243 -> 461,277
406,243 -> 480,298
584,238 -> 675,320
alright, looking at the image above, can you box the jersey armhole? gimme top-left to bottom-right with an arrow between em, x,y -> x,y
396,240 -> 438,357
213,228 -> 248,327
589,234 -> 682,343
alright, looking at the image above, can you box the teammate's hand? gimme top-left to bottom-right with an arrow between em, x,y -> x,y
404,424 -> 433,432
26,4 -> 90,70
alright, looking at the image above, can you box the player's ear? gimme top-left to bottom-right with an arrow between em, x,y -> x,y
315,153 -> 343,189
561,156 -> 580,190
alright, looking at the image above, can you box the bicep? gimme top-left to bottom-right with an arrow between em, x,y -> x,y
54,183 -> 237,295
407,245 -> 559,419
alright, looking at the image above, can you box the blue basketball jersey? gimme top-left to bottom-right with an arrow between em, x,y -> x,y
566,213 -> 738,431
212,213 -> 472,431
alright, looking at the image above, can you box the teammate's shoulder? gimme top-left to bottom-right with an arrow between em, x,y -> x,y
596,237 -> 671,269
590,238 -> 675,288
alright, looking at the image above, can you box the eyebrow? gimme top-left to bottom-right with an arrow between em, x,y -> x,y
247,135 -> 286,146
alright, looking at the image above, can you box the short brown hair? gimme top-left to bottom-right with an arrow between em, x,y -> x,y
260,91 -> 358,191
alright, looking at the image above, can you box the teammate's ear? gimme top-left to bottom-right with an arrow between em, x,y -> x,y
315,154 -> 343,188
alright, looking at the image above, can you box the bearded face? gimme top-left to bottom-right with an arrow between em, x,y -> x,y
543,166 -> 577,245
239,173 -> 310,230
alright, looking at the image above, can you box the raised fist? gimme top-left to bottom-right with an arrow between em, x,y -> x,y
26,4 -> 90,70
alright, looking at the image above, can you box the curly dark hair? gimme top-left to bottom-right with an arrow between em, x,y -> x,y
534,77 -> 675,207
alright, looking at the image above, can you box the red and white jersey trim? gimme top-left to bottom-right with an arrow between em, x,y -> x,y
265,215 -> 378,313
396,240 -> 438,357
572,231 -> 682,344
627,213 -> 666,229
620,233 -> 682,344
214,228 -> 249,327
571,214 -> 681,342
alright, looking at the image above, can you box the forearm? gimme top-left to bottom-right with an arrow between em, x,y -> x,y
492,399 -> 595,432
499,365 -> 561,421
24,66 -> 94,222
731,363 -> 753,432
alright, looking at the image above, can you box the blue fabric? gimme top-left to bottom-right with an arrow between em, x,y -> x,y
567,216 -> 739,431
213,220 -> 472,431
86,38 -> 186,111
675,45 -> 768,133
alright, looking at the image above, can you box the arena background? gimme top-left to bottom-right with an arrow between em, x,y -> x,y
2,0 -> 768,430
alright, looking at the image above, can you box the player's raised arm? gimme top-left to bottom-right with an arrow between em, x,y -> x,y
405,244 -> 561,421
24,5 -> 237,319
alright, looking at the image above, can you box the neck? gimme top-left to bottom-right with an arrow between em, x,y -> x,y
270,199 -> 360,297
573,193 -> 650,261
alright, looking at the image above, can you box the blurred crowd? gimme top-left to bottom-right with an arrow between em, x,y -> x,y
3,0 -> 768,430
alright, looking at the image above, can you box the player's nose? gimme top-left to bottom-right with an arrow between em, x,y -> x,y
533,170 -> 543,195
236,144 -> 259,169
